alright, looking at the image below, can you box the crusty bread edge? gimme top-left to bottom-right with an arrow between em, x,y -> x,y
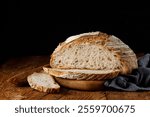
43,67 -> 120,80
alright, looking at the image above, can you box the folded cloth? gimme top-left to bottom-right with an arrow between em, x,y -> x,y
104,54 -> 150,91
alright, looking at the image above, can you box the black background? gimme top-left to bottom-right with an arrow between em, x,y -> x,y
1,1 -> 150,61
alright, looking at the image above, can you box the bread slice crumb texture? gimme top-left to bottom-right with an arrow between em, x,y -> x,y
27,72 -> 60,93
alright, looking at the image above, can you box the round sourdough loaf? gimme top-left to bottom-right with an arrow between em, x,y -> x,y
44,31 -> 138,90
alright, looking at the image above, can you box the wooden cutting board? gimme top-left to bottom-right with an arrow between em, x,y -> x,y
0,55 -> 150,100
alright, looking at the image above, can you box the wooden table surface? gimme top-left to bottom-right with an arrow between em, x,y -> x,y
0,55 -> 150,100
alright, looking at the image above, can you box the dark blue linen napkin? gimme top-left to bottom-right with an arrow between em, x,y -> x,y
104,54 -> 150,91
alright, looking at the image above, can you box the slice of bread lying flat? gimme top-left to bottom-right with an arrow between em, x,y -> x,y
27,72 -> 60,93
49,31 -> 138,80
43,67 -> 119,80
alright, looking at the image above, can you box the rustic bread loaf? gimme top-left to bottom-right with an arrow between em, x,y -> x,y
50,32 -> 138,78
27,72 -> 60,93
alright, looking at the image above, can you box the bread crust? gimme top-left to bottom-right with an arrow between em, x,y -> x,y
50,32 -> 138,75
43,67 -> 120,80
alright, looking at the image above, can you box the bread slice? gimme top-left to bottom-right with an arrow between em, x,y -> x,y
43,67 -> 120,80
27,72 -> 60,93
50,32 -> 138,75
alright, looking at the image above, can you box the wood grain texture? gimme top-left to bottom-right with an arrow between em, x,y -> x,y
105,91 -> 150,100
0,55 -> 150,100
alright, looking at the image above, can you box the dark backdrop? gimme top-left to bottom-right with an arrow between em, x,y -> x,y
1,1 -> 150,61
